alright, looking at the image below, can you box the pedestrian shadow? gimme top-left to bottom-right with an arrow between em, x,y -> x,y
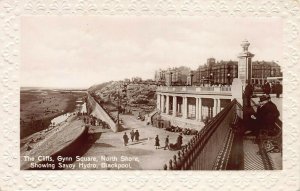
76,132 -> 103,156
120,127 -> 131,131
139,138 -> 149,141
49,131 -> 103,169
128,141 -> 141,146
93,142 -> 114,148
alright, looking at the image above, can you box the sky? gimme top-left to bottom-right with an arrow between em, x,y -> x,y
21,16 -> 283,88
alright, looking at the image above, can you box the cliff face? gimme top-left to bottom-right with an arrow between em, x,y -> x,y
88,81 -> 157,115
87,81 -> 113,94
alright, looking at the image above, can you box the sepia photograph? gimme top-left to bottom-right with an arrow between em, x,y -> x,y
20,16 -> 283,170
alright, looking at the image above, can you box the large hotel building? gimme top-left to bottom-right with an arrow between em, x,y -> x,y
155,59 -> 282,86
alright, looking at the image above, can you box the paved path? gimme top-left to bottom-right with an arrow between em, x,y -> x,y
73,114 -> 195,170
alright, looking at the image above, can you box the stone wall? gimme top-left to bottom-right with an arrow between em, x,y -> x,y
86,94 -> 118,132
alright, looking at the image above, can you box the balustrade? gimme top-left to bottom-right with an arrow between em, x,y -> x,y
164,99 -> 237,170
157,86 -> 231,93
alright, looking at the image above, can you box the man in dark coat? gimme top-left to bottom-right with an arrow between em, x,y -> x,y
164,135 -> 169,150
274,81 -> 282,98
155,135 -> 160,149
134,130 -> 140,141
263,82 -> 271,95
244,81 -> 253,107
247,95 -> 280,143
130,130 -> 135,142
123,132 -> 129,146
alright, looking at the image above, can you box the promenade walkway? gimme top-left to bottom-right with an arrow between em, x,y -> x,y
73,114 -> 194,170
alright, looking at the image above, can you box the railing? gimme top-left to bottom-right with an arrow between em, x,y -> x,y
164,99 -> 237,170
157,86 -> 231,93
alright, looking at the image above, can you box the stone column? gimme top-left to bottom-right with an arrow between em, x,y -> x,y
213,99 -> 218,117
157,94 -> 161,110
161,95 -> 165,113
183,97 -> 188,119
199,98 -> 202,121
172,96 -> 177,117
196,98 -> 199,121
166,95 -> 170,115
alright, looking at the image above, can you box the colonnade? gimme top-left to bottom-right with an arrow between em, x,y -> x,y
157,93 -> 224,121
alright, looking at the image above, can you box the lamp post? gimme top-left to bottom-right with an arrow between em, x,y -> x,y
190,71 -> 194,86
227,73 -> 231,85
210,73 -> 213,85
198,69 -> 201,85
170,71 -> 173,86
117,83 -> 127,130
202,76 -> 205,86
117,90 -> 120,128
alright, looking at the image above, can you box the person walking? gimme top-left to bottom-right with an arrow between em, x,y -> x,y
155,135 -> 160,149
274,81 -> 282,98
134,130 -> 140,142
263,81 -> 271,95
130,130 -> 135,142
245,95 -> 280,143
164,135 -> 169,150
244,81 -> 253,107
123,132 -> 129,146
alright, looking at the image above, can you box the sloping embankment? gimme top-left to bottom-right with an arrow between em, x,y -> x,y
21,117 -> 88,170
86,93 -> 118,132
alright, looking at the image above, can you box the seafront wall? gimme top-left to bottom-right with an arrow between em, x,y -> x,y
23,122 -> 88,170
86,94 -> 118,132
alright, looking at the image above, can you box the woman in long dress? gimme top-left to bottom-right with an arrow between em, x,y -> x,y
155,135 -> 160,149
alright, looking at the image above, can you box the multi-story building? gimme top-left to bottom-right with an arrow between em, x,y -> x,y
154,69 -> 166,83
194,59 -> 238,85
154,67 -> 189,86
251,61 -> 282,85
194,59 -> 281,85
155,60 -> 281,86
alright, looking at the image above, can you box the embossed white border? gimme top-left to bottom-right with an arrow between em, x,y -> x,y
0,0 -> 299,190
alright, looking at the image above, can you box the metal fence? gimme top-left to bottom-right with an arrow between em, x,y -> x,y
164,99 -> 236,170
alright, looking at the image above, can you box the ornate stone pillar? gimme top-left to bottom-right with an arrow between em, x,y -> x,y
238,39 -> 254,87
172,96 -> 177,117
166,95 -> 170,114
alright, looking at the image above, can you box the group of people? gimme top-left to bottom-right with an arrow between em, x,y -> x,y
262,81 -> 282,98
81,114 -> 110,129
123,130 -> 184,150
155,133 -> 183,150
244,80 -> 282,107
123,129 -> 140,146
165,126 -> 198,135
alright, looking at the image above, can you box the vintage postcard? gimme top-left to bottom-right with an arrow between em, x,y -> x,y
1,0 -> 300,190
20,16 -> 283,171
